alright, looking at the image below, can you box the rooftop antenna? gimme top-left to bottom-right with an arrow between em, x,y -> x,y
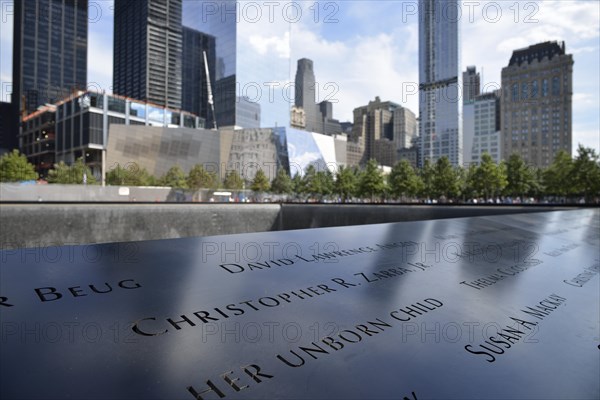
203,50 -> 218,130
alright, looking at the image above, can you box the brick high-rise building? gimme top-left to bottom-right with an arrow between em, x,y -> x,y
501,41 -> 573,168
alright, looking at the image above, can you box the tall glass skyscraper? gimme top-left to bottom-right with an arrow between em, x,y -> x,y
181,26 -> 216,126
294,58 -> 318,132
12,0 -> 88,115
418,0 -> 462,166
114,0 -> 183,110
183,0 -> 290,129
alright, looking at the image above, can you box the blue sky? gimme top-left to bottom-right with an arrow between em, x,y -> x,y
1,0 -> 598,153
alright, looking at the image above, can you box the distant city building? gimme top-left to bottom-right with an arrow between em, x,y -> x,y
463,102 -> 474,165
419,0 -> 462,166
292,58 -> 341,135
501,41 -> 573,168
114,0 -> 183,109
397,136 -> 421,169
351,97 -> 416,167
20,91 -> 203,179
236,97 -> 261,129
471,92 -> 502,164
295,58 -> 319,133
181,26 -> 216,127
12,0 -> 88,155
290,106 -> 306,129
318,101 -> 342,136
463,66 -> 481,104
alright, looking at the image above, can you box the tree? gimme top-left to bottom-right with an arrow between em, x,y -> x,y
186,164 -> 215,189
388,160 -> 422,200
334,166 -> 358,202
313,170 -> 334,199
223,170 -> 244,190
571,145 -> 600,201
0,149 -> 38,182
270,168 -> 293,194
291,173 -> 306,196
358,159 -> 386,201
419,159 -> 436,199
106,163 -> 154,186
47,158 -> 96,184
468,153 -> 507,200
543,150 -> 574,198
432,157 -> 461,200
251,169 -> 270,192
161,165 -> 188,188
505,153 -> 537,198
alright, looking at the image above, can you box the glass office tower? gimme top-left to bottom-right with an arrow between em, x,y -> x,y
12,0 -> 88,115
183,0 -> 291,129
114,0 -> 183,110
418,0 -> 462,166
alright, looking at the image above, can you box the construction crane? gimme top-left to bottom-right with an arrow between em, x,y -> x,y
203,51 -> 217,130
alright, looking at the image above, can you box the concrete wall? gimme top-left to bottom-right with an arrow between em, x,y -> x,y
278,204 -> 569,230
0,203 -> 571,250
0,204 -> 281,250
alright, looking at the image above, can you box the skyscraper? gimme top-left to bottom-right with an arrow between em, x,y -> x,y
501,41 -> 573,168
418,0 -> 462,166
113,0 -> 183,110
463,66 -> 480,104
351,97 -> 416,167
295,58 -> 319,132
12,0 -> 88,116
181,26 -> 216,126
183,1 -> 289,129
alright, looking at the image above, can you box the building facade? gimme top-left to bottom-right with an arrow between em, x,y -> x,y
351,97 -> 416,167
0,102 -> 18,154
471,92 -> 502,164
463,66 -> 481,105
181,26 -> 216,127
501,41 -> 573,168
295,58 -> 319,133
419,0 -> 462,166
19,90 -> 203,180
12,0 -> 88,145
114,0 -> 183,110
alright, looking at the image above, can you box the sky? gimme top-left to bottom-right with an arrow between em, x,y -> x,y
1,0 -> 598,153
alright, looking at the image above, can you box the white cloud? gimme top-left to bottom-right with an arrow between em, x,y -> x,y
290,18 -> 419,122
249,31 -> 290,59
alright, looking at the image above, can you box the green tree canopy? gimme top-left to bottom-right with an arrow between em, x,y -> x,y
419,159 -> 435,199
251,169 -> 270,192
223,170 -> 244,190
186,164 -> 216,190
468,153 -> 508,199
270,168 -> 293,194
47,158 -> 96,184
543,150 -> 574,197
291,173 -> 306,196
358,159 -> 386,201
432,157 -> 461,200
106,163 -> 154,186
571,145 -> 600,201
334,166 -> 358,202
160,165 -> 188,188
0,149 -> 38,182
504,153 -> 537,198
388,159 -> 423,200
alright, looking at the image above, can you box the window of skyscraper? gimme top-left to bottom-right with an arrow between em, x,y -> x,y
542,79 -> 549,97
